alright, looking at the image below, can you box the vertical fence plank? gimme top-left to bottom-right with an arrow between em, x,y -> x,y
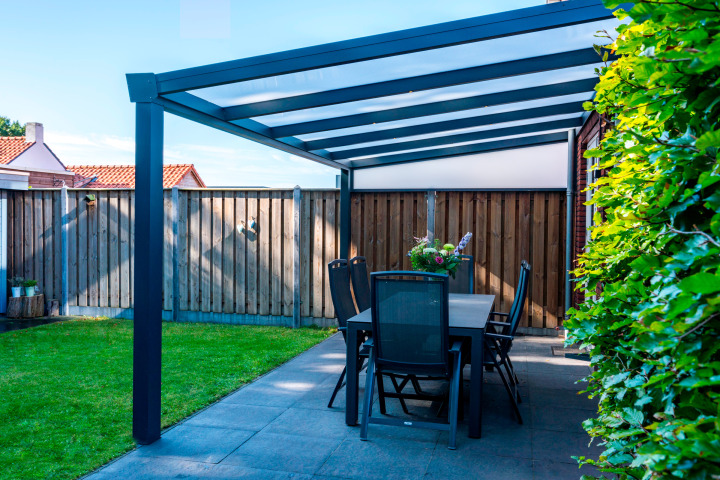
350,194 -> 362,261
42,192 -> 54,301
388,194 -> 401,270
461,192 -> 475,292
375,193 -> 388,271
531,193 -> 547,328
23,193 -> 33,282
517,192 -> 532,327
33,193 -> 44,294
12,193 -> 21,279
109,191 -> 120,308
312,192 -> 324,318
362,193 -> 375,271
53,191 -> 63,304
258,192 -> 271,316
97,192 -> 108,307
87,194 -> 98,306
271,191 -> 283,317
189,191 -> 201,312
178,191 -> 189,311
222,192 -> 235,314
473,193 -> 488,293
447,192 -> 460,246
76,195 -> 87,306
502,193 -> 517,313
488,193 -> 502,304
246,192 -> 258,315
300,191 -> 311,318
283,192 -> 293,318
67,193 -> 77,305
235,193 -> 246,314
546,193 -> 561,328
434,192 -> 447,246
200,191 -> 212,312
120,192 -> 131,309
324,192 -> 336,318
212,193 -> 223,314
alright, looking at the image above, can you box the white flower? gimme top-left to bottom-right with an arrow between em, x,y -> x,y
423,247 -> 437,254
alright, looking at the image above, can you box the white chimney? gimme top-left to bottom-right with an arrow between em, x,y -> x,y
25,122 -> 44,144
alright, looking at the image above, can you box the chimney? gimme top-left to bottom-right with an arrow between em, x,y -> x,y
26,122 -> 44,144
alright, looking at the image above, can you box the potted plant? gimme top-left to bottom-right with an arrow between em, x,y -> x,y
8,276 -> 24,298
408,232 -> 473,276
22,279 -> 38,297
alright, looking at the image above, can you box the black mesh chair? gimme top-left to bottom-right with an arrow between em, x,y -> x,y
483,260 -> 531,423
349,256 -> 371,312
327,259 -> 367,408
360,271 -> 463,450
449,254 -> 474,294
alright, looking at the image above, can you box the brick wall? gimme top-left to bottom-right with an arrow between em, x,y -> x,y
572,111 -> 610,306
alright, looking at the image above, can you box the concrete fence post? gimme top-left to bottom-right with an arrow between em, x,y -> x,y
292,186 -> 302,328
427,190 -> 436,242
60,186 -> 69,316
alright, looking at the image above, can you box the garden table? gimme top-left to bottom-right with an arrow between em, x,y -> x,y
345,293 -> 495,438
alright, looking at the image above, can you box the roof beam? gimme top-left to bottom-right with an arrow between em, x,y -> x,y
155,0 -> 618,94
156,93 -> 345,170
331,117 -> 582,160
271,77 -> 598,137
347,132 -> 569,168
304,101 -> 587,150
223,48 -> 606,120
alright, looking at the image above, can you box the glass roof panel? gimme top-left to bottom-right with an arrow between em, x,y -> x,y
345,128 -> 573,161
253,64 -> 601,127
296,92 -> 594,142
190,19 -> 617,107
326,112 -> 583,153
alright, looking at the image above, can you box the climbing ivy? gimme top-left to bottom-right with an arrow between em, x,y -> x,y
565,1 -> 720,479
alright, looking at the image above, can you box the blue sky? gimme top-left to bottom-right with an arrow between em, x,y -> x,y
2,0 -> 539,187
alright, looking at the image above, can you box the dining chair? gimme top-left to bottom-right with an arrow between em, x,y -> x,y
327,259 -> 368,408
360,271 -> 464,449
449,254 -> 474,294
348,256 -> 371,312
483,260 -> 531,423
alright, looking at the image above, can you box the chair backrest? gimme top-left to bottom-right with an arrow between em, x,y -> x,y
449,254 -> 474,294
349,256 -> 371,312
505,261 -> 531,337
370,271 -> 450,376
327,260 -> 358,335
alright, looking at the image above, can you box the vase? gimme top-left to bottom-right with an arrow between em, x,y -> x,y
11,287 -> 22,298
24,286 -> 35,297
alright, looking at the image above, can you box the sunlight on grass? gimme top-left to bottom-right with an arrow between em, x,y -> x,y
0,319 -> 333,480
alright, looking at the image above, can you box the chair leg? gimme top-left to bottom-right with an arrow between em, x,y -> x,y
500,355 -> 521,404
376,372 -> 388,414
360,356 -> 376,441
448,352 -> 461,450
389,375 -> 410,415
327,366 -> 346,408
493,354 -> 523,424
410,375 -> 424,394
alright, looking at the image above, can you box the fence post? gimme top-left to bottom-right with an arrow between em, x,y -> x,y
172,186 -> 180,322
427,190 -> 436,242
60,186 -> 69,316
292,186 -> 302,328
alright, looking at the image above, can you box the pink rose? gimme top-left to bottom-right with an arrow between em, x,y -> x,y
435,256 -> 444,264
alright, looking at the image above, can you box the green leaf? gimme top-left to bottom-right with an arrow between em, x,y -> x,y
678,272 -> 720,295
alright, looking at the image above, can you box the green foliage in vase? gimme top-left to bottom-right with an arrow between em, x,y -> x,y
565,1 -> 720,479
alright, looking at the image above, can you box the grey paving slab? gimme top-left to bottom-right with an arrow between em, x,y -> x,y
134,424 -> 254,463
317,436 -> 435,480
86,335 -> 601,480
221,431 -> 341,475
183,403 -> 285,431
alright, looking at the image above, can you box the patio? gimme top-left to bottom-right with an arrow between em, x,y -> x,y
87,333 -> 598,479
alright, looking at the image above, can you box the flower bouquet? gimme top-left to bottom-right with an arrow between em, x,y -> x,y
408,232 -> 473,277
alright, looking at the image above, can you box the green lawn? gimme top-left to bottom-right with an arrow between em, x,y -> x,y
0,318 -> 334,480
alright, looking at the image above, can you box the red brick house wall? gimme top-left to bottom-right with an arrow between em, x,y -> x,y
572,111 -> 611,306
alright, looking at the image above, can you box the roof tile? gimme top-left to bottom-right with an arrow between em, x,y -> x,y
0,137 -> 34,165
68,164 -> 206,188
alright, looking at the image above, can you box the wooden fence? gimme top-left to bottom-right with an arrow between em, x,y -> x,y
7,188 -> 566,330
350,191 -> 566,330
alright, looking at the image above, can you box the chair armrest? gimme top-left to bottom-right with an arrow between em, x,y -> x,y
362,337 -> 374,348
491,311 -> 510,317
487,321 -> 510,327
485,332 -> 513,341
338,326 -> 347,332
449,340 -> 464,353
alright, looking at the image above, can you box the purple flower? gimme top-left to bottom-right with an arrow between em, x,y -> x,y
435,256 -> 444,264
453,232 -> 473,255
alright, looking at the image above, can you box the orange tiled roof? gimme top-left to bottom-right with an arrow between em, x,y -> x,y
68,164 -> 206,188
0,137 -> 34,165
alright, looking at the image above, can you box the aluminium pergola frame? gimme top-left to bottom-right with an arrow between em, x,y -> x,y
127,0 -> 621,444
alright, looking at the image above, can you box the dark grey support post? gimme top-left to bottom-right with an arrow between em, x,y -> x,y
292,185 -> 302,329
565,129 -> 576,315
132,100 -> 165,445
427,190 -> 436,242
339,169 -> 351,260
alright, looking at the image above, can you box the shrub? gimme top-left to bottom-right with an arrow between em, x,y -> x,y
565,1 -> 720,479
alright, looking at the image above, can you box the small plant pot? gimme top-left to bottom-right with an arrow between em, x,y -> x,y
11,287 -> 23,298
24,286 -> 35,297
